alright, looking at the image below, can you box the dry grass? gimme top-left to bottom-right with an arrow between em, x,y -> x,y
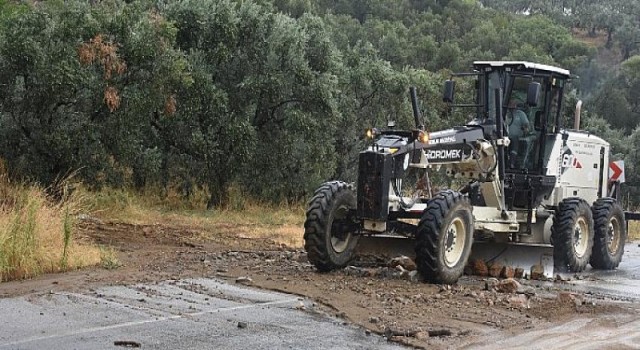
81,185 -> 307,248
0,174 -> 102,282
158,202 -> 306,248
628,221 -> 640,241
85,183 -> 640,249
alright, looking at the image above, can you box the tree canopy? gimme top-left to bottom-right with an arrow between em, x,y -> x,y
0,0 -> 639,207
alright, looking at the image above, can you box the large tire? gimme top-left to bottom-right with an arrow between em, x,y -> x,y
551,198 -> 594,273
590,198 -> 626,270
415,190 -> 473,284
304,181 -> 359,272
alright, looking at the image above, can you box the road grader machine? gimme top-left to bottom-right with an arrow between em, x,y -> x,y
304,61 -> 629,284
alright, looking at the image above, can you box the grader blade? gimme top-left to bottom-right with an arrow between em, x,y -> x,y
469,242 -> 555,279
355,234 -> 415,259
355,235 -> 555,279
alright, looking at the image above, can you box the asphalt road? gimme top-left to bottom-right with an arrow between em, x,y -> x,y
544,240 -> 640,302
568,239 -> 640,301
0,278 -> 404,350
2,242 -> 639,350
462,241 -> 640,349
469,313 -> 640,349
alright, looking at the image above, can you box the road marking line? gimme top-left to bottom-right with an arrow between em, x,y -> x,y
0,297 -> 299,348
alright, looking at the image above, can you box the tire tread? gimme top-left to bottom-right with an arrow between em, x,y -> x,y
304,181 -> 356,272
551,197 -> 594,272
590,198 -> 626,270
415,190 -> 473,284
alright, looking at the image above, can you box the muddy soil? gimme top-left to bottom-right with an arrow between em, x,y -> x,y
1,219 -> 638,349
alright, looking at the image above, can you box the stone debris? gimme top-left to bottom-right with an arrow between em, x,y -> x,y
295,252 -> 308,263
507,294 -> 530,309
500,266 -> 515,279
516,285 -> 536,296
485,278 -> 500,291
384,327 -> 452,340
343,265 -> 421,281
77,214 -> 105,225
488,262 -> 503,278
207,247 -> 600,342
344,266 -> 379,277
389,256 -> 417,271
408,270 -> 421,283
414,331 -> 430,341
514,267 -> 525,279
495,278 -> 521,294
114,340 -> 141,348
530,264 -> 545,280
470,259 -> 488,276
235,276 -> 253,285
557,292 -> 583,306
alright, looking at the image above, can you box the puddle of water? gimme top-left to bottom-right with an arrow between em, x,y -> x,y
561,241 -> 640,301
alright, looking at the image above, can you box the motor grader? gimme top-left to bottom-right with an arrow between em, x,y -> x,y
303,61 -> 628,284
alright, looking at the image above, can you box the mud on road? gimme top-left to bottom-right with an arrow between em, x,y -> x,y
2,219 -> 639,349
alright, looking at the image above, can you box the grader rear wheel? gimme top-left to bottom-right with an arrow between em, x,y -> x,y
590,198 -> 626,270
552,198 -> 594,273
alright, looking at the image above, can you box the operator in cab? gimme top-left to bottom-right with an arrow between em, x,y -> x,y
506,98 -> 530,167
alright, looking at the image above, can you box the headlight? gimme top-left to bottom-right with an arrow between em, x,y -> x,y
418,130 -> 429,144
365,128 -> 380,139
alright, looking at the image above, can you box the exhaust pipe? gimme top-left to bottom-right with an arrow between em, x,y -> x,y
574,100 -> 582,130
410,87 -> 424,130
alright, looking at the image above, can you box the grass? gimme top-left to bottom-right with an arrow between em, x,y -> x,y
628,221 -> 640,241
0,176 -> 307,283
0,174 -> 103,282
99,246 -> 121,270
79,185 -> 307,248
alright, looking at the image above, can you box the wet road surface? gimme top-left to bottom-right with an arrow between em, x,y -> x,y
468,312 -> 640,349
544,240 -> 640,302
2,242 -> 640,350
568,240 -> 640,301
0,278 -> 403,350
467,240 -> 640,349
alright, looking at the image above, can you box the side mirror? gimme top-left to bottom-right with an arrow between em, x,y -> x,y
527,82 -> 541,107
443,80 -> 455,103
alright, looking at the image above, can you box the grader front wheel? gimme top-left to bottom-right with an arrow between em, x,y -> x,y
415,190 -> 474,284
304,181 -> 359,272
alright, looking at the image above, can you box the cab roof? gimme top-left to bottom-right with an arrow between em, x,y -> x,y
473,61 -> 570,78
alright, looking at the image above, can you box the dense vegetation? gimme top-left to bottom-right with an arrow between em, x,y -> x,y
0,0 -> 639,208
